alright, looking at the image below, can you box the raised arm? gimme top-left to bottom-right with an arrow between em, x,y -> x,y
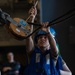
25,6 -> 37,53
41,22 -> 59,58
47,28 -> 59,58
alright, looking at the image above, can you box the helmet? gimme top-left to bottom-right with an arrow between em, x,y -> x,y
34,28 -> 56,43
34,30 -> 47,43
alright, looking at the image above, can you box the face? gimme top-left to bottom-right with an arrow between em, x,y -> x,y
7,52 -> 14,61
37,35 -> 50,48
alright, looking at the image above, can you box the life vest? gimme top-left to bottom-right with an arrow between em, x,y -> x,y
24,47 -> 63,75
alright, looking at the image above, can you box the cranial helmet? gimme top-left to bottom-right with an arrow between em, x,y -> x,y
34,27 -> 56,43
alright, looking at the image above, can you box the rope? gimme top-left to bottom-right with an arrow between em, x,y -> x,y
27,8 -> 75,37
